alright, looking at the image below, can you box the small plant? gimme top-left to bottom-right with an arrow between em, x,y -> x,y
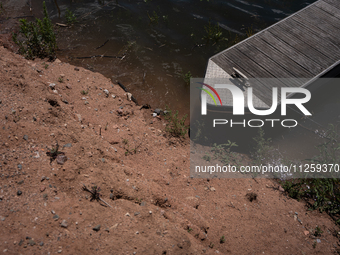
246,25 -> 254,37
12,2 -> 57,60
81,90 -> 88,95
58,76 -> 64,83
147,11 -> 159,24
187,228 -> 193,233
220,235 -> 226,244
203,20 -> 226,45
209,242 -> 214,249
65,8 -> 77,25
43,62 -> 49,69
211,140 -> 238,165
183,71 -> 192,85
314,226 -> 323,237
313,241 -> 317,249
252,128 -> 273,165
82,184 -> 112,207
202,154 -> 211,162
46,142 -> 65,164
164,106 -> 189,138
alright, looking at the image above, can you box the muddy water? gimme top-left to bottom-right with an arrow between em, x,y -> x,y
27,0 -> 315,113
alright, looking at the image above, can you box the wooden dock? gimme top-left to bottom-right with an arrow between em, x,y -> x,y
204,0 -> 340,109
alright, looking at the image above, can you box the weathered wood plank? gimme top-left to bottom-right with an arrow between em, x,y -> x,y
315,1 -> 340,21
267,28 -> 335,68
249,36 -> 314,78
259,30 -> 324,75
275,19 -> 340,60
294,6 -> 340,36
322,0 -> 340,10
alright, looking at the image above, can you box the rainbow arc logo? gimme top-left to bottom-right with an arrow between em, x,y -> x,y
197,82 -> 222,106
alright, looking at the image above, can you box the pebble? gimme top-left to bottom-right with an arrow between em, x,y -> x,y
93,225 -> 101,231
74,67 -> 79,71
49,83 -> 56,89
61,220 -> 68,228
53,215 -> 59,220
125,213 -> 130,217
62,99 -> 68,104
40,186 -> 46,192
109,193 -> 114,199
56,154 -> 67,165
134,212 -> 140,216
149,211 -> 152,214
17,190 -> 22,196
63,143 -> 72,148
23,135 -> 28,141
317,239 -> 321,243
140,201 -> 146,206
154,108 -> 161,115
39,242 -> 44,246
18,164 -> 22,170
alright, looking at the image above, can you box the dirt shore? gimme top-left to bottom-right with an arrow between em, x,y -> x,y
1,6 -> 340,255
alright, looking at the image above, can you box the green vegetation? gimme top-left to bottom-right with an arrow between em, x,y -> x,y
12,2 -> 57,60
252,128 -> 273,165
203,20 -> 227,45
281,124 -> 340,222
164,106 -> 189,138
65,8 -> 77,25
147,11 -> 159,24
81,90 -> 88,95
183,71 -> 192,85
314,226 -> 323,237
211,140 -> 239,166
220,235 -> 226,244
58,76 -> 64,83
202,154 -> 211,162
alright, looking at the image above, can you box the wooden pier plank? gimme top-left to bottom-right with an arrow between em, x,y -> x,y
322,0 -> 340,10
259,31 -> 324,75
315,1 -> 340,21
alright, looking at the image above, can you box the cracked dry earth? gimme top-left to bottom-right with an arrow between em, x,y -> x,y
0,45 -> 340,255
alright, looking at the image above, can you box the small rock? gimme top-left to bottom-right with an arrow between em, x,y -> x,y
134,212 -> 140,216
210,187 -> 216,191
53,215 -> 59,220
18,164 -> 22,170
74,67 -> 79,71
127,92 -> 132,101
41,176 -> 46,182
109,193 -> 114,199
63,143 -> 72,148
152,113 -> 157,117
104,89 -> 109,97
61,220 -> 68,228
56,154 -> 67,165
278,185 -> 285,192
140,201 -> 146,206
149,211 -> 152,214
49,83 -> 56,89
23,135 -> 28,141
317,239 -> 321,243
93,225 -> 101,231
39,242 -> 44,246
125,213 -> 130,217
17,190 -> 22,196
28,240 -> 36,246
40,186 -> 46,192
62,99 -> 68,104
1,216 -> 5,221
154,108 -> 161,115
304,230 -> 309,236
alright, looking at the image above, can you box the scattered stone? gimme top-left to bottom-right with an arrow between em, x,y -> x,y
18,164 -> 22,170
125,213 -> 130,217
56,154 -> 67,165
127,92 -> 132,101
23,135 -> 28,141
152,113 -> 157,117
210,187 -> 216,191
62,99 -> 68,104
18,240 -> 24,246
18,180 -> 24,184
101,158 -> 105,163
93,225 -> 101,231
278,185 -> 285,192
40,186 -> 46,192
39,242 -> 44,246
149,211 -> 152,214
109,193 -> 114,200
51,210 -> 55,214
304,230 -> 309,236
140,201 -> 146,206
154,109 -> 161,115
63,143 -> 72,148
41,176 -> 46,182
17,190 -> 22,196
28,240 -> 36,246
134,212 -> 140,216
53,215 -> 59,220
104,89 -> 109,97
61,220 -> 68,228
317,239 -> 321,243
49,83 -> 56,89
74,67 -> 79,71
1,216 -> 5,221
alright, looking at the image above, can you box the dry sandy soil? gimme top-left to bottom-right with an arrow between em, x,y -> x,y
1,5 -> 340,255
